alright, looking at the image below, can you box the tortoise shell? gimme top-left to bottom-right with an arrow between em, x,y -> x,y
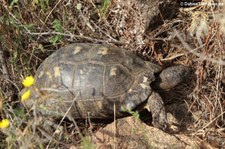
24,43 -> 162,119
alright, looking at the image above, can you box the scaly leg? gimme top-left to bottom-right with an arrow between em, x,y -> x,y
145,92 -> 168,130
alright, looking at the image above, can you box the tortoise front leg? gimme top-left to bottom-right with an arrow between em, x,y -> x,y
145,92 -> 168,130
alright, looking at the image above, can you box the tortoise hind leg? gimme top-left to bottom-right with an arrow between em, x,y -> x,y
145,92 -> 168,130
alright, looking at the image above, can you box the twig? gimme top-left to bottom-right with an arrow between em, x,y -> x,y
198,111 -> 225,131
38,0 -> 63,40
2,2 -> 127,45
37,126 -> 71,147
46,91 -> 82,149
27,31 -> 128,45
160,53 -> 186,61
174,29 -> 225,65
0,48 -> 9,79
1,75 -> 20,93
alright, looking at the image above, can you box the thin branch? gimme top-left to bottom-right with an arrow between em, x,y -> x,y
46,91 -> 82,149
160,53 -> 186,61
0,48 -> 9,79
38,0 -> 63,39
174,29 -> 225,65
27,31 -> 128,45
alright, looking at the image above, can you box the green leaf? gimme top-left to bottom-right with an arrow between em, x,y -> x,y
50,19 -> 63,44
99,0 -> 111,18
81,136 -> 96,149
14,107 -> 26,119
50,35 -> 63,45
10,0 -> 19,6
52,19 -> 62,32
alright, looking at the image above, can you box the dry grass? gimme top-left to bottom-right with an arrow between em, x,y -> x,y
0,0 -> 224,148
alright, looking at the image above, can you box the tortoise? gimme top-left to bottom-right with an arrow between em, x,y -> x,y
22,43 -> 190,130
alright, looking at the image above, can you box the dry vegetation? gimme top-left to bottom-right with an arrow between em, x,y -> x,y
0,0 -> 224,148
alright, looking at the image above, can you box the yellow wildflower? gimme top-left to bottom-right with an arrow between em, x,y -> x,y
22,76 -> 34,87
21,90 -> 31,102
0,119 -> 10,129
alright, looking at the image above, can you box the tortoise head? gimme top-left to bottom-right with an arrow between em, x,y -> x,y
153,65 -> 191,90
